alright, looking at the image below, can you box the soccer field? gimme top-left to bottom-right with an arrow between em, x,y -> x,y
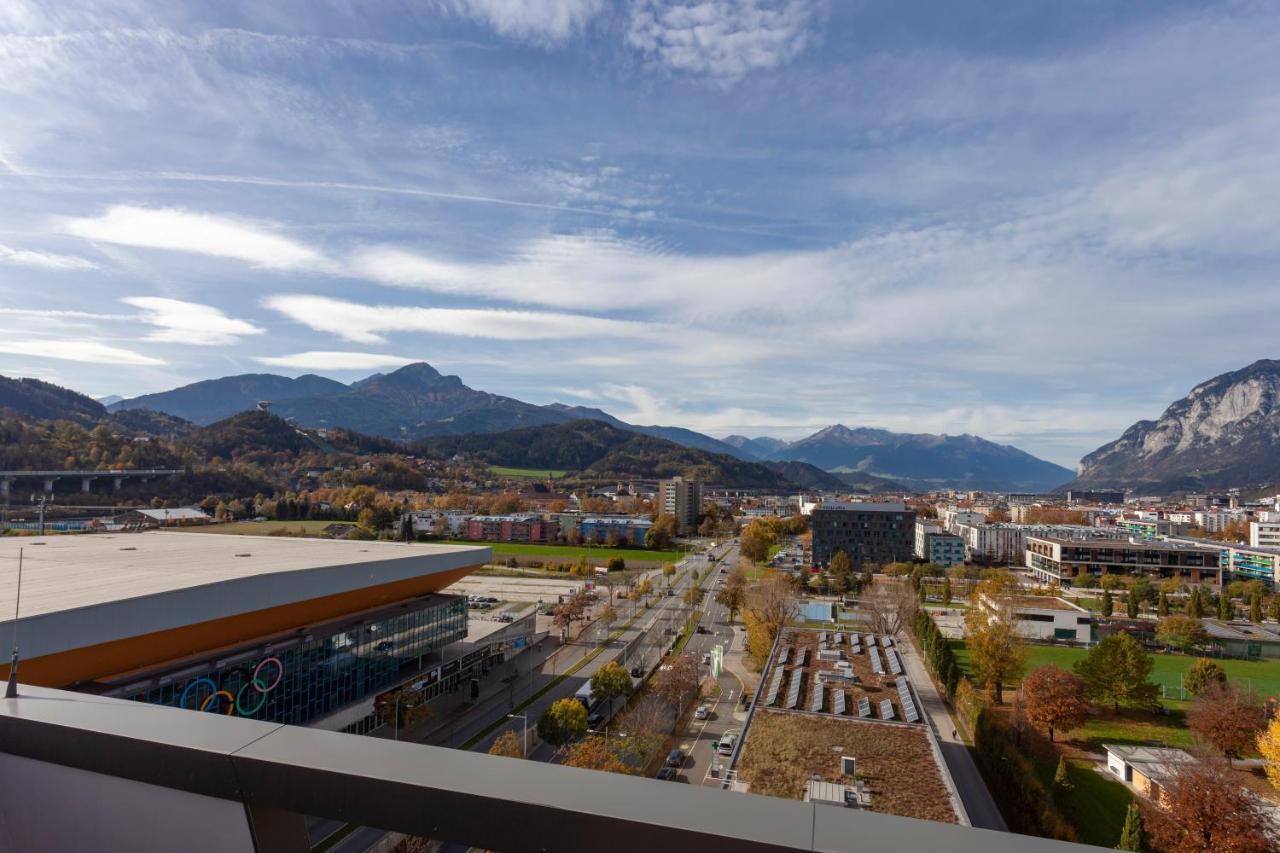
950,640 -> 1280,698
487,465 -> 569,479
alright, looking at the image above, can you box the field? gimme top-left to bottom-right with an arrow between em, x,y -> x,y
1037,757 -> 1134,848
180,520 -> 348,536
440,540 -> 684,563
487,465 -> 568,479
950,639 -> 1280,749
736,710 -> 959,824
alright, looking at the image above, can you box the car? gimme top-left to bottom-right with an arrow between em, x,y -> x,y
695,625 -> 710,634
655,766 -> 677,781
717,730 -> 740,756
665,748 -> 685,767
666,589 -> 675,597
630,666 -> 643,678
693,704 -> 710,720
588,712 -> 605,728
719,567 -> 727,573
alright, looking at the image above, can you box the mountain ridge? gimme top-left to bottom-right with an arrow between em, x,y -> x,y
1070,359 -> 1280,493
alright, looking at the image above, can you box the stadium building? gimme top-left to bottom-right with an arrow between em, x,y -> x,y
0,532 -> 490,728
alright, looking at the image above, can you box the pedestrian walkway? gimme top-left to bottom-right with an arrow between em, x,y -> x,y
898,635 -> 1007,832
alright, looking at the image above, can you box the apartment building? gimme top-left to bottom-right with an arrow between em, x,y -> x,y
1251,521 -> 1280,549
466,514 -> 558,544
810,501 -> 915,568
658,476 -> 702,534
1025,536 -> 1222,587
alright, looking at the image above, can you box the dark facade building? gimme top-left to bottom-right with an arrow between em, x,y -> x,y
1066,489 -> 1125,505
810,501 -> 915,568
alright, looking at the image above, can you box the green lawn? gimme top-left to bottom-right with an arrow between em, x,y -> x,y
1037,757 -> 1134,848
181,520 -> 348,536
949,640 -> 1280,699
487,465 -> 568,479
441,540 -> 684,563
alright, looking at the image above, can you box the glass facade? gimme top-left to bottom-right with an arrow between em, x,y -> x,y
118,597 -> 468,727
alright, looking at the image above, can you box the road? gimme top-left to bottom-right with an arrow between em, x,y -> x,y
313,544 -> 733,852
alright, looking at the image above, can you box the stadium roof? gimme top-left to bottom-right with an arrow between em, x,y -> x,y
0,532 -> 489,659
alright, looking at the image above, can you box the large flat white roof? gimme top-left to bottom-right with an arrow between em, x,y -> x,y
0,532 -> 489,659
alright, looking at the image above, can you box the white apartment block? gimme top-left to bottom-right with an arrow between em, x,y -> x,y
1195,511 -> 1234,533
1252,521 -> 1280,549
410,510 -> 471,536
939,507 -> 987,534
914,520 -> 942,559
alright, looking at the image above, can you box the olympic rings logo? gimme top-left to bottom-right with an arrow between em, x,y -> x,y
177,657 -> 283,717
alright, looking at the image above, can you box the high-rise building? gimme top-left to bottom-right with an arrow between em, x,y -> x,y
810,501 -> 915,568
659,476 -> 702,534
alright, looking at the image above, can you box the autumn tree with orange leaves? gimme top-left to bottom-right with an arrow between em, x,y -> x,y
1022,665 -> 1089,743
1142,758 -> 1276,853
1187,682 -> 1267,765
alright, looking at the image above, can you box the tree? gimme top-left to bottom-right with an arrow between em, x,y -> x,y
965,605 -> 1026,704
1102,589 -> 1114,617
1155,615 -> 1207,652
645,514 -> 677,550
1187,587 -> 1204,619
1116,802 -> 1147,852
607,556 -> 626,572
652,654 -> 699,721
1022,665 -> 1089,742
537,698 -> 588,746
1257,715 -> 1280,791
563,736 -> 633,774
743,572 -> 799,666
1052,755 -> 1073,791
863,581 -> 917,638
1143,759 -> 1276,853
489,730 -> 524,758
1073,633 -> 1158,712
1126,589 -> 1139,619
942,576 -> 953,606
1251,590 -> 1264,624
598,604 -> 618,630
1270,595 -> 1280,624
662,561 -> 676,587
829,549 -> 851,578
591,661 -> 632,706
1184,658 -> 1226,696
1219,591 -> 1232,622
1157,591 -> 1169,618
1187,682 -> 1266,765
739,520 -> 775,563
715,567 -> 748,623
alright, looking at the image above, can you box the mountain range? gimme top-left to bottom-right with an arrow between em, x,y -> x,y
1070,359 -> 1280,493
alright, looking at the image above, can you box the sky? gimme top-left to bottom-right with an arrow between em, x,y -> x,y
2,0 -> 1279,469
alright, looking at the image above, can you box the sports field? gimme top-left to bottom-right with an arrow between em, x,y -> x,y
487,465 -> 568,479
949,640 -> 1280,699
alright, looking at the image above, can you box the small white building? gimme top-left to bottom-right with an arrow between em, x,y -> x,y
979,594 -> 1092,643
410,510 -> 471,536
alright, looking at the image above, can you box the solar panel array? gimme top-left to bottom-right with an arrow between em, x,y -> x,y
818,631 -> 828,644
879,699 -> 895,720
869,647 -> 884,675
778,646 -> 790,665
810,682 -> 824,713
764,666 -> 785,706
849,639 -> 862,654
832,690 -> 846,715
794,648 -> 808,667
882,636 -> 894,648
863,633 -> 875,647
897,681 -> 920,723
784,671 -> 802,709
833,632 -> 844,645
857,696 -> 872,717
886,647 -> 903,676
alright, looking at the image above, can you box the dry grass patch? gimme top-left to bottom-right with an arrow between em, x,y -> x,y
736,710 -> 958,824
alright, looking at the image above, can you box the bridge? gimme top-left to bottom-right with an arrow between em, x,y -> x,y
0,469 -> 184,497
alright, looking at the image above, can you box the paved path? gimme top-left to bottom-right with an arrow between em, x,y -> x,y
897,635 -> 1007,831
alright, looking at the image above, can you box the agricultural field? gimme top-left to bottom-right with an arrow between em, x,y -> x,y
487,465 -> 568,479
440,540 -> 684,563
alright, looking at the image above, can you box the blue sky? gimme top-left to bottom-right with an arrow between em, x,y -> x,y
1,0 -> 1278,468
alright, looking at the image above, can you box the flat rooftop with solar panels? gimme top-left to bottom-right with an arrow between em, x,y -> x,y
0,532 -> 490,689
732,627 -> 965,826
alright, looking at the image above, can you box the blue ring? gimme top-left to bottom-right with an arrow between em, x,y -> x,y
178,677 -> 219,711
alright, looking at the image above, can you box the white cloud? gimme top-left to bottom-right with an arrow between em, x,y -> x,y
264,294 -> 663,344
61,206 -> 324,270
0,339 -> 163,365
627,0 -> 819,80
442,0 -> 605,43
253,351 -> 416,370
121,297 -> 265,346
0,244 -> 97,271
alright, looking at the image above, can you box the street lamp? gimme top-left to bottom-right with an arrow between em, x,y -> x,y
507,712 -> 529,757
